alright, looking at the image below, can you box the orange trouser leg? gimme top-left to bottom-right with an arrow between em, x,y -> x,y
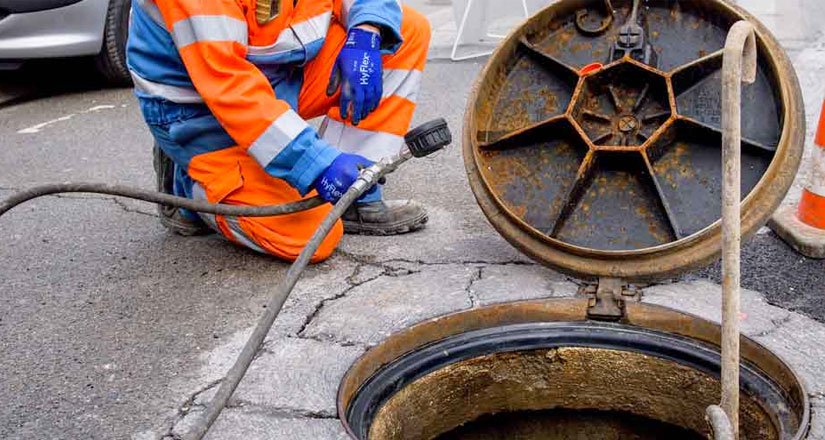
187,147 -> 343,263
299,5 -> 431,160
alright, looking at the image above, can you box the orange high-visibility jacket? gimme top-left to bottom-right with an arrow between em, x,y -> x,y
128,0 -> 402,193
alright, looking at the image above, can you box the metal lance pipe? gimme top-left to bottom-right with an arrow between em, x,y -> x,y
716,20 -> 758,440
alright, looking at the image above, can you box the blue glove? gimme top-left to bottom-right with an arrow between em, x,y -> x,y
314,153 -> 377,204
327,28 -> 383,126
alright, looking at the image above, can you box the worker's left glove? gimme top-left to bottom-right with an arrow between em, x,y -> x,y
314,153 -> 378,204
327,28 -> 383,126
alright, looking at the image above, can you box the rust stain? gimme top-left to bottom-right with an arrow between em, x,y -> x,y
653,143 -> 695,189
570,42 -> 591,55
370,348 -> 779,440
542,26 -> 575,57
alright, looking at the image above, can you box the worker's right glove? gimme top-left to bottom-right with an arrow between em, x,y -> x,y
314,153 -> 377,204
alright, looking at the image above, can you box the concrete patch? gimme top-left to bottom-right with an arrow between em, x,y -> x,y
643,280 -> 794,337
230,338 -> 363,417
263,259 -> 362,338
472,264 -> 579,307
168,337 -> 362,436
194,328 -> 254,387
753,314 -> 825,395
301,265 -> 477,345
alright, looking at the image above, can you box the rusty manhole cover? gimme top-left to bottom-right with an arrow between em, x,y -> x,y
463,0 -> 805,280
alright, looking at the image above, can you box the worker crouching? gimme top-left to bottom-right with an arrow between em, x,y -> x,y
127,0 -> 431,262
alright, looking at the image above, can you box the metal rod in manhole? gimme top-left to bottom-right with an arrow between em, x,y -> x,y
706,20 -> 758,440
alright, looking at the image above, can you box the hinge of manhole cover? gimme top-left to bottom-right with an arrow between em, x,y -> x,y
579,277 -> 643,321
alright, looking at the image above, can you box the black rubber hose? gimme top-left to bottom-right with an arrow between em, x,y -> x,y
0,183 -> 325,218
182,153 -> 409,440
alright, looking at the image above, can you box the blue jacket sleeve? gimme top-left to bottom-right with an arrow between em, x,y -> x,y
263,128 -> 341,196
345,0 -> 403,53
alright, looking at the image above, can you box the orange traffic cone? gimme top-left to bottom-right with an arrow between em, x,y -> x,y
771,98 -> 825,258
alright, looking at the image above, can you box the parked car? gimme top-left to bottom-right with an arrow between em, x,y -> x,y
0,0 -> 132,85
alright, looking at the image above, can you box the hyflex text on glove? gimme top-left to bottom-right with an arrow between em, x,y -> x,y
329,27 -> 383,126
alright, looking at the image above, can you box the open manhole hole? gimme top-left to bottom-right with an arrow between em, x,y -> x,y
338,301 -> 809,440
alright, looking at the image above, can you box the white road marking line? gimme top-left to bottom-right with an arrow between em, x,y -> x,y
17,105 -> 117,134
17,115 -> 75,134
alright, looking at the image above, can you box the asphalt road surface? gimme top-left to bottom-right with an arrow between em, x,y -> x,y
0,57 -> 823,439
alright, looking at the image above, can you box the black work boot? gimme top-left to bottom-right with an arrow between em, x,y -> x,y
153,145 -> 213,236
342,200 -> 428,236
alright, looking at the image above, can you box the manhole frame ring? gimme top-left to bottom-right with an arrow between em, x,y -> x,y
336,299 -> 811,440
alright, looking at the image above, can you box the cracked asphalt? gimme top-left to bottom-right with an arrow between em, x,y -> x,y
1,2 -> 825,439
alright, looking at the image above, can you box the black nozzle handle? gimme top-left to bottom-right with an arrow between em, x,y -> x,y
404,118 -> 452,158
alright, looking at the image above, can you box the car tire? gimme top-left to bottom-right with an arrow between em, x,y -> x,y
94,0 -> 132,86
